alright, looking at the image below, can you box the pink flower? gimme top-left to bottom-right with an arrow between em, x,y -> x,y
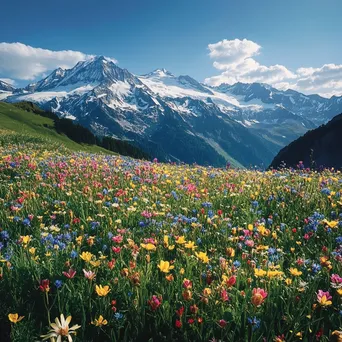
331,274 -> 342,288
83,269 -> 96,280
251,288 -> 268,306
148,295 -> 162,311
112,235 -> 123,244
112,246 -> 122,254
317,290 -> 332,306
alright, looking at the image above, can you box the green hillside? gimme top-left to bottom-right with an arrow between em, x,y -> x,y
0,101 -> 150,159
0,102 -> 109,152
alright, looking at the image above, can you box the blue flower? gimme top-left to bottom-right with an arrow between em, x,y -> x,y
70,250 -> 78,258
114,312 -> 124,320
247,316 -> 261,331
54,280 -> 63,289
233,260 -> 241,268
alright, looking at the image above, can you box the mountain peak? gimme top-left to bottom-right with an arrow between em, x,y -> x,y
145,68 -> 175,78
0,80 -> 16,92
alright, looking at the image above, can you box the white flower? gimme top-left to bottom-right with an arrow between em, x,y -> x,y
41,314 -> 81,342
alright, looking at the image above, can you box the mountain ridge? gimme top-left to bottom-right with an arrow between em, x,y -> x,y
3,55 -> 342,167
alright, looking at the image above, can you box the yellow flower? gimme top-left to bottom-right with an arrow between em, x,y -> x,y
29,247 -> 36,255
92,315 -> 108,327
203,288 -> 211,296
157,260 -> 174,273
337,289 -> 342,296
80,251 -> 93,262
21,235 -> 31,245
195,251 -> 209,264
267,270 -> 284,279
176,236 -> 186,244
140,243 -> 157,251
254,269 -> 267,277
323,219 -> 339,228
289,268 -> 302,277
8,313 -> 24,323
180,268 -> 185,275
184,241 -> 197,250
285,278 -> 292,286
95,285 -> 111,297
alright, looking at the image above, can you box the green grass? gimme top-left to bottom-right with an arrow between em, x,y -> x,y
0,102 -> 112,153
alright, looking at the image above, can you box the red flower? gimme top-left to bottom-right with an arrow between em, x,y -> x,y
190,304 -> 199,314
175,320 -> 182,328
108,258 -> 116,270
176,306 -> 185,317
112,246 -> 121,254
62,268 -> 76,279
39,279 -> 50,292
188,318 -> 194,325
226,275 -> 236,287
219,319 -> 227,328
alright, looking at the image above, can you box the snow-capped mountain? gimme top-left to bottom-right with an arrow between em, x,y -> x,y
4,56 -> 342,167
0,80 -> 16,100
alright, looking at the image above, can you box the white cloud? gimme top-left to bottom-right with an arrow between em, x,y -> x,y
0,42 -> 117,81
205,38 -> 342,98
0,78 -> 16,86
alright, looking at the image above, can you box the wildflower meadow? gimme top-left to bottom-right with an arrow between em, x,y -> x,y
1,134 -> 342,341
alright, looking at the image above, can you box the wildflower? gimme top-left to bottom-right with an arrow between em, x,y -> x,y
176,236 -> 186,244
80,251 -> 93,262
92,315 -> 108,327
221,289 -> 229,302
190,304 -> 199,314
175,319 -> 182,328
331,274 -> 342,288
157,260 -> 174,273
285,278 -> 292,286
39,279 -> 50,292
148,295 -> 162,311
254,268 -> 267,277
184,241 -> 197,250
83,269 -> 96,280
182,278 -> 192,289
176,306 -> 184,317
63,269 -> 76,279
219,319 -> 227,328
226,247 -> 235,257
195,251 -> 209,263
140,243 -> 156,251
54,280 -> 63,289
182,290 -> 192,301
247,316 -> 261,331
95,285 -> 111,297
289,268 -> 302,277
165,274 -> 174,281
223,275 -> 236,287
251,288 -> 268,306
8,313 -> 24,323
41,314 -> 81,341
316,290 -> 332,306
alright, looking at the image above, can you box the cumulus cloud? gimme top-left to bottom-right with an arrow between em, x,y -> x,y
0,42 -> 117,81
205,38 -> 342,98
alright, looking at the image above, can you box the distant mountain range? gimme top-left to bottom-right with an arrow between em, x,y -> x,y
269,112 -> 342,169
3,56 -> 342,167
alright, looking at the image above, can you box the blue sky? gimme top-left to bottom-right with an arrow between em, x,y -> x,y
1,0 -> 341,96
